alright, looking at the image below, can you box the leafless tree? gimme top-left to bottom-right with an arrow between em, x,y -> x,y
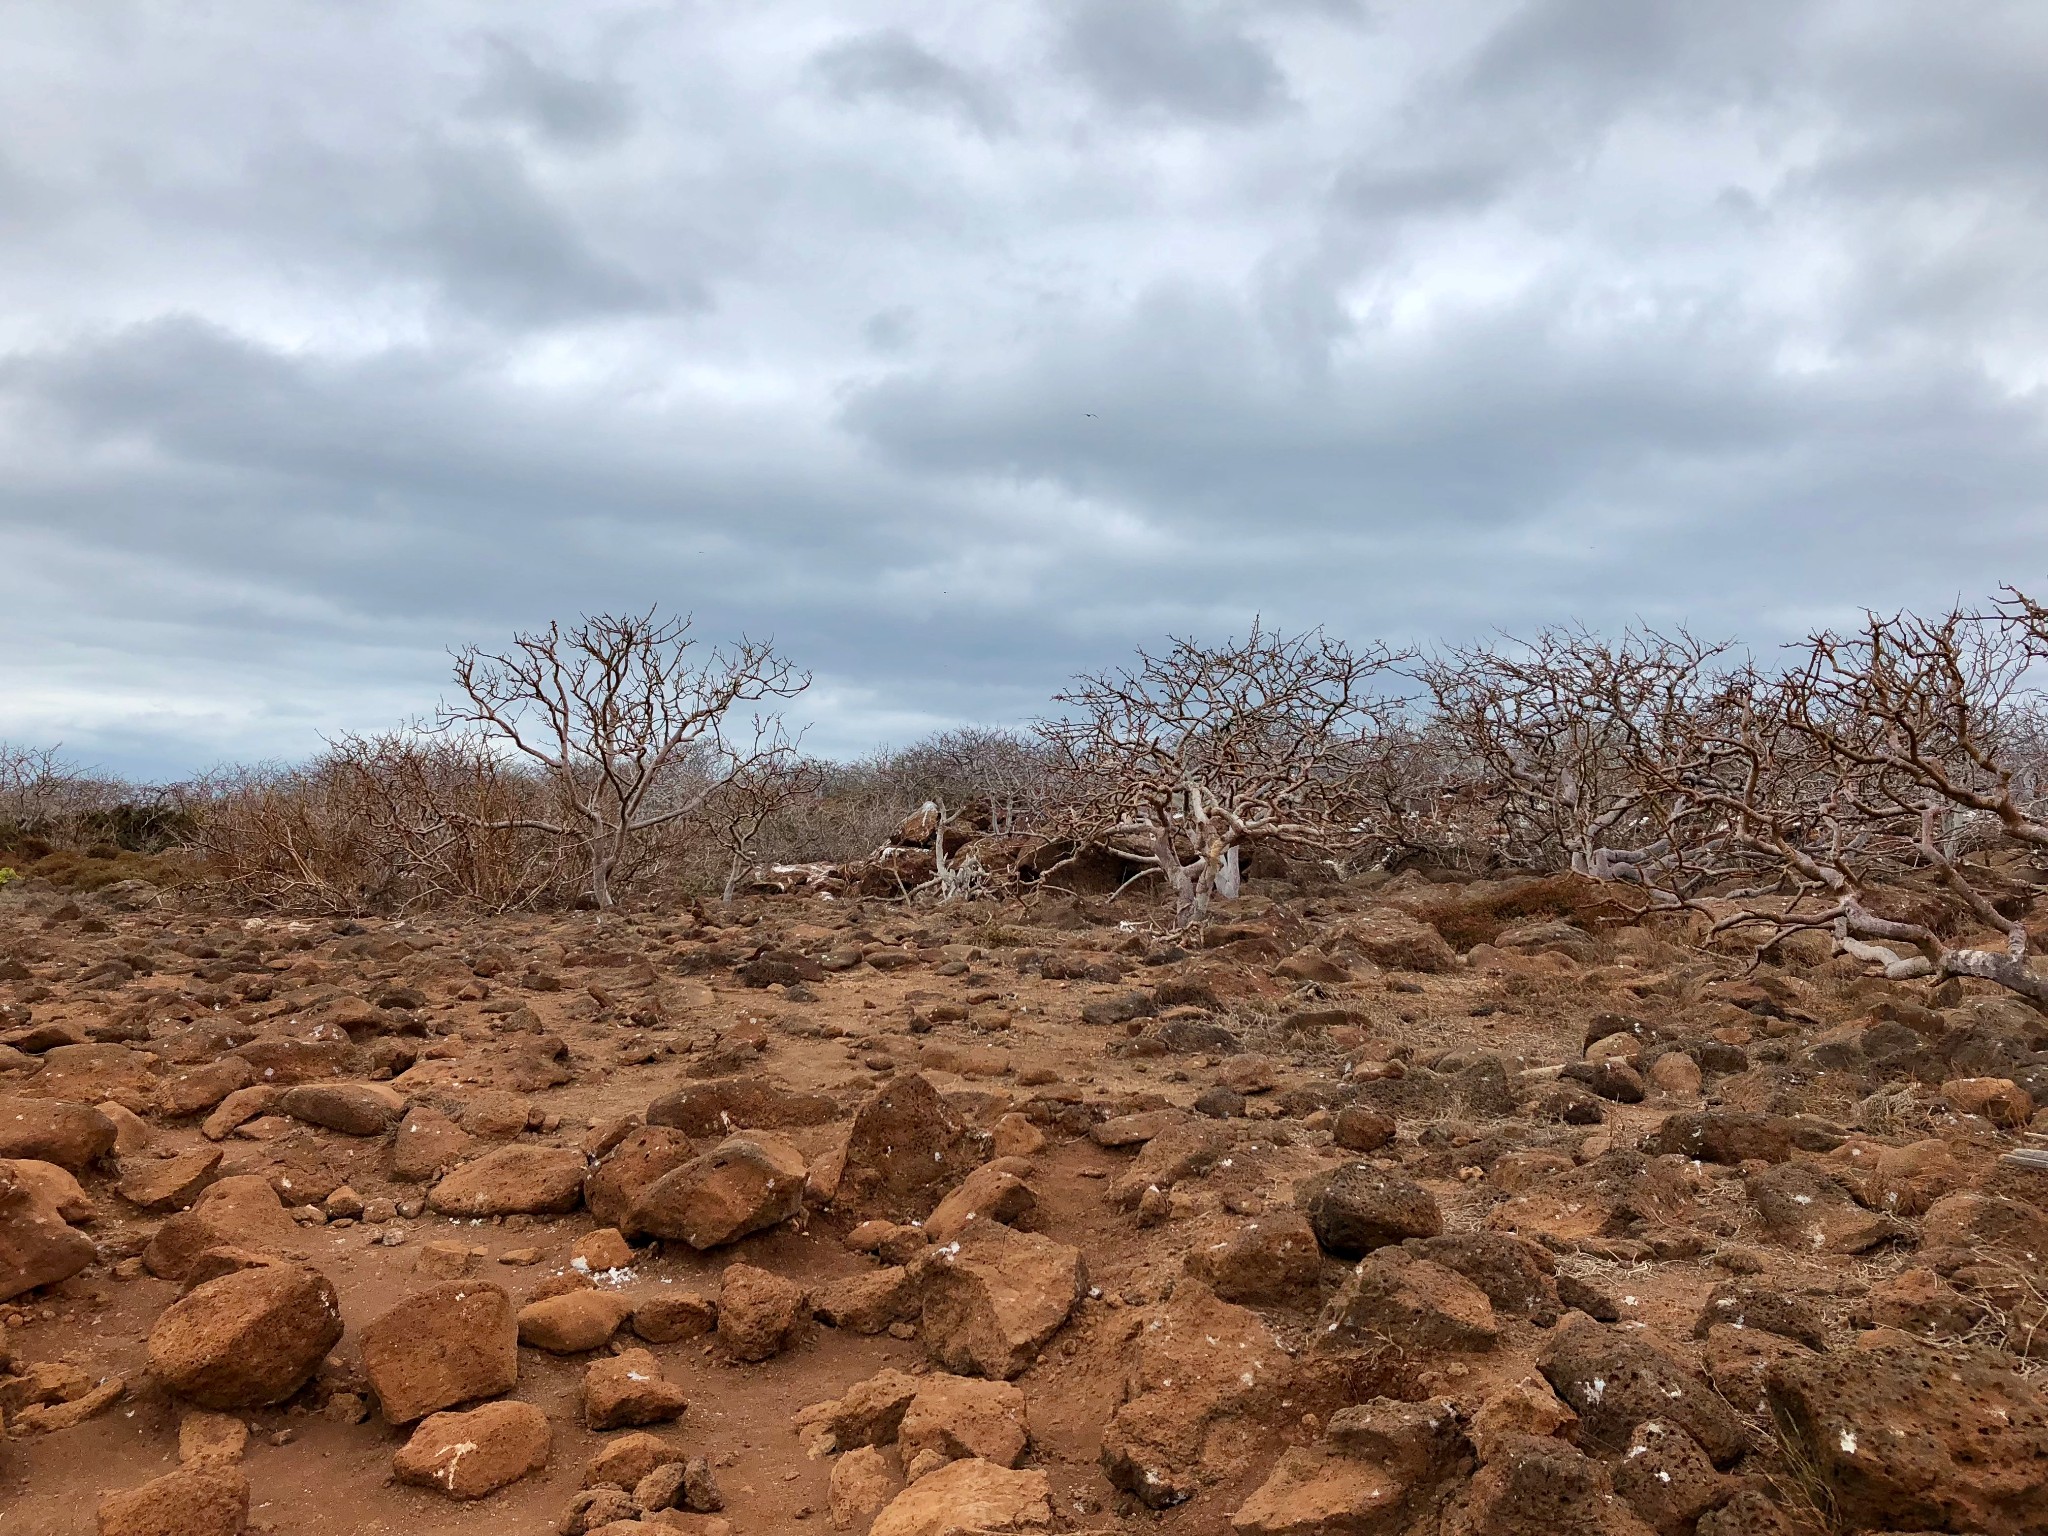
702,752 -> 825,902
890,728 -> 1058,834
0,744 -> 84,844
439,610 -> 809,909
1041,622 -> 1409,924
1617,601 -> 2048,1001
1423,625 -> 1734,881
898,797 -> 1003,904
1330,718 -> 1495,874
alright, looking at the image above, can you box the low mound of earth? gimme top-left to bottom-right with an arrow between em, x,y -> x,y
3,873 -> 2048,1535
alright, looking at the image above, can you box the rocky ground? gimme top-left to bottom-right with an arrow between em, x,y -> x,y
3,868 -> 2047,1536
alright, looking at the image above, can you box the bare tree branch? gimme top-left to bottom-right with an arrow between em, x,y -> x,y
436,609 -> 809,908
1039,621 -> 1411,924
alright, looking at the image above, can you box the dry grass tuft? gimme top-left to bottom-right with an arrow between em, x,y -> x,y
1852,1084 -> 1940,1138
1405,873 -> 1645,951
5,846 -> 196,892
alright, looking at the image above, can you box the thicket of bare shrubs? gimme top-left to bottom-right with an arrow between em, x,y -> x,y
13,588 -> 2048,1004
186,736 -> 578,913
0,744 -> 198,893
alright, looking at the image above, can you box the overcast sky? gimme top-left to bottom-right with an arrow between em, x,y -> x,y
5,1 -> 2048,777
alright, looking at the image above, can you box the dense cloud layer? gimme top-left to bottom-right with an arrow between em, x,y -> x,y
4,0 -> 2046,775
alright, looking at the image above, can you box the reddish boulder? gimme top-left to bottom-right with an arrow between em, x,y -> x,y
34,1043 -> 160,1112
818,1073 -> 983,1219
1942,1076 -> 2033,1127
631,1290 -> 718,1344
583,1347 -> 688,1430
517,1290 -> 633,1354
0,1095 -> 116,1171
1766,1339 -> 2048,1535
360,1281 -> 519,1424
0,1160 -> 96,1302
1340,911 -> 1455,973
1108,1121 -> 1231,1210
1920,1191 -> 2048,1273
118,1147 -> 223,1213
1645,1111 -> 1793,1166
147,1261 -> 343,1408
389,1104 -> 478,1183
583,1125 -> 695,1228
624,1133 -> 806,1248
867,1457 -> 1050,1536
924,1161 -> 1038,1244
1332,1106 -> 1396,1152
717,1263 -> 806,1362
1297,1163 -> 1442,1257
1441,1433 -> 1655,1536
918,1222 -> 1085,1380
142,1175 -> 298,1281
811,1265 -> 919,1334
156,1059 -> 256,1120
899,1375 -> 1030,1468
393,1399 -> 552,1500
1610,1420 -> 1728,1535
278,1081 -> 407,1136
1538,1314 -> 1748,1467
645,1077 -> 838,1137
1185,1212 -> 1325,1306
1746,1161 -> 1907,1254
1101,1282 -> 1291,1509
1318,1250 -> 1498,1353
95,1462 -> 250,1536
428,1145 -> 587,1217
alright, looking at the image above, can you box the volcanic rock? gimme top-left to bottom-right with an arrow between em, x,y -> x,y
583,1348 -> 689,1430
95,1463 -> 250,1536
393,1399 -> 552,1500
917,1222 -> 1084,1380
1297,1164 -> 1442,1257
0,1095 -> 116,1171
867,1458 -> 1050,1536
0,1160 -> 96,1302
147,1260 -> 343,1409
717,1263 -> 806,1362
624,1132 -> 807,1248
517,1289 -> 634,1354
360,1280 -> 519,1424
1766,1338 -> 2048,1534
428,1145 -> 587,1217
583,1125 -> 696,1228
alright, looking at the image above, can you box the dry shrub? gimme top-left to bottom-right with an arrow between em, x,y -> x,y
192,734 -> 579,914
9,846 -> 195,892
0,742 -> 193,860
1761,1405 -> 1848,1536
1965,1260 -> 2048,1373
1851,1084 -> 1938,1138
1407,872 -> 1642,950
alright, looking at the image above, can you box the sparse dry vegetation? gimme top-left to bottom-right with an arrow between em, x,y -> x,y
13,587 -> 2048,1002
8,593 -> 2048,1536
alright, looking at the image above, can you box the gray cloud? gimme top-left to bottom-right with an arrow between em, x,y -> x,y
2,0 -> 2047,779
467,36 -> 637,149
1056,0 -> 1293,123
403,141 -> 670,323
813,29 -> 1013,136
1331,160 -> 1514,222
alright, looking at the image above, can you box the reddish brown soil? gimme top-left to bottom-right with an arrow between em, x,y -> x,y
3,873 -> 2045,1536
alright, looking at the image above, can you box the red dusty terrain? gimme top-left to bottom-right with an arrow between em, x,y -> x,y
3,871 -> 2048,1536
